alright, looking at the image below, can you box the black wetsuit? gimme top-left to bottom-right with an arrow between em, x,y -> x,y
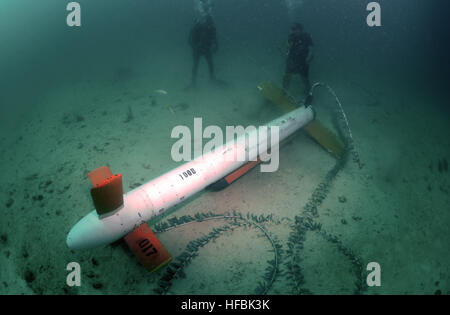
283,31 -> 313,92
189,16 -> 218,84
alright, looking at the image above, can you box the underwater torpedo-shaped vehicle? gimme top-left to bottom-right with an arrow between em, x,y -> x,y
66,82 -> 343,273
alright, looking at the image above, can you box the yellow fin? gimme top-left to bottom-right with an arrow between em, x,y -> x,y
304,120 -> 344,159
258,81 -> 344,159
258,82 -> 296,112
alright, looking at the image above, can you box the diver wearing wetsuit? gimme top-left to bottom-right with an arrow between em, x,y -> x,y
189,15 -> 218,87
283,23 -> 313,95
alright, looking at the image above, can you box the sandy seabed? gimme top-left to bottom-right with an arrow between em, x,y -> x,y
0,46 -> 448,295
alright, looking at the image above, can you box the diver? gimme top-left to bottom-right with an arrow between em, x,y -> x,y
282,23 -> 314,96
187,14 -> 225,88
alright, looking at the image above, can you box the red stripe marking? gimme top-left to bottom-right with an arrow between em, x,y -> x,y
225,160 -> 261,184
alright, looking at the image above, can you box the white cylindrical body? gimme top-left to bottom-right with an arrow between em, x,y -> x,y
67,106 -> 314,250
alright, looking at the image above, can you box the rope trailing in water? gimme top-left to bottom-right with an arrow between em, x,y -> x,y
279,82 -> 366,294
153,212 -> 282,295
305,82 -> 363,169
